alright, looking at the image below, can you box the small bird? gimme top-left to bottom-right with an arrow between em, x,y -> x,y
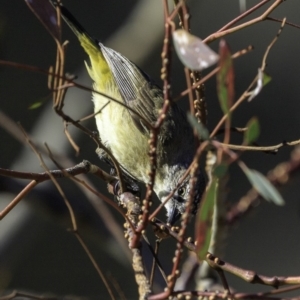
50,1 -> 206,224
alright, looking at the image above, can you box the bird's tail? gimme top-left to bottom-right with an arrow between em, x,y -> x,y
49,0 -> 113,89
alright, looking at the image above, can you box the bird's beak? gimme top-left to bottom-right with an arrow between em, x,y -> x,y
167,204 -> 181,225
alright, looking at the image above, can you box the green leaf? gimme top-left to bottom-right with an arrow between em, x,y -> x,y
195,179 -> 218,261
217,39 -> 234,116
263,72 -> 272,86
187,113 -> 210,140
241,164 -> 285,206
213,163 -> 228,178
28,101 -> 44,110
244,117 -> 260,145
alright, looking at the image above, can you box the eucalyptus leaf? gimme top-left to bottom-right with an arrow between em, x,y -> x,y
263,72 -> 272,86
28,101 -> 43,110
187,113 -> 209,140
195,179 -> 218,262
213,163 -> 228,179
244,117 -> 260,145
173,29 -> 219,71
217,39 -> 234,115
241,165 -> 285,206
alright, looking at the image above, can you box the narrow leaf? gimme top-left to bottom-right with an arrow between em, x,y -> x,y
244,117 -> 260,145
187,113 -> 210,140
217,39 -> 234,115
195,179 -> 218,261
28,101 -> 43,110
213,163 -> 228,179
172,29 -> 219,71
241,164 -> 285,206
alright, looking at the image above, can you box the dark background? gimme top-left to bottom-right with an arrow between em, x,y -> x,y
0,0 -> 300,299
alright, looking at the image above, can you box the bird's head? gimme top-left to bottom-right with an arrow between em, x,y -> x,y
155,165 -> 206,225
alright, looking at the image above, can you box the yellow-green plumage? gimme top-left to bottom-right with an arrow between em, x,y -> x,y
78,34 -> 112,90
78,34 -> 151,182
51,0 -> 206,224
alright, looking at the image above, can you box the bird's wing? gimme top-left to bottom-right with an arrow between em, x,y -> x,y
50,0 -> 162,134
101,45 -> 163,133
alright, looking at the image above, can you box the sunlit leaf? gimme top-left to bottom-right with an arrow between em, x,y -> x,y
195,179 -> 218,261
241,164 -> 285,206
172,29 -> 219,71
187,113 -> 210,140
248,68 -> 272,101
244,117 -> 260,145
25,0 -> 60,41
217,39 -> 234,115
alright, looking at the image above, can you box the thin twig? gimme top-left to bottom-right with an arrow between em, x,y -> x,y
206,253 -> 300,288
0,180 -> 38,220
203,0 -> 284,44
217,0 -> 271,33
17,125 -> 115,299
220,138 -> 300,152
74,231 -> 116,300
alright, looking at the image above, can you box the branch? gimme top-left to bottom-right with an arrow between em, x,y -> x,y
203,0 -> 284,44
120,192 -> 151,299
206,253 -> 300,288
220,138 -> 300,153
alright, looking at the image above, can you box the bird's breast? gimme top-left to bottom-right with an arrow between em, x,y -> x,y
93,87 -> 151,182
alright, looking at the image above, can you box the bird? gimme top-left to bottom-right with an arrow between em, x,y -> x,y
49,1 -> 206,224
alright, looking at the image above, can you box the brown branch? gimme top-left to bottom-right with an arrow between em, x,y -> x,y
0,160 -> 117,220
203,0 -> 284,44
217,0 -> 271,33
149,239 -> 164,287
0,291 -> 59,300
120,192 -> 151,299
150,289 -> 300,300
206,253 -> 300,288
151,218 -> 196,252
74,231 -> 116,300
17,124 -> 116,298
267,17 -> 300,29
0,180 -> 38,220
220,138 -> 300,153
0,160 -> 96,181
216,268 -> 232,296
43,148 -> 134,231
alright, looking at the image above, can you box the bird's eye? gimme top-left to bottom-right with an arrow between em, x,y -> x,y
178,186 -> 186,197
